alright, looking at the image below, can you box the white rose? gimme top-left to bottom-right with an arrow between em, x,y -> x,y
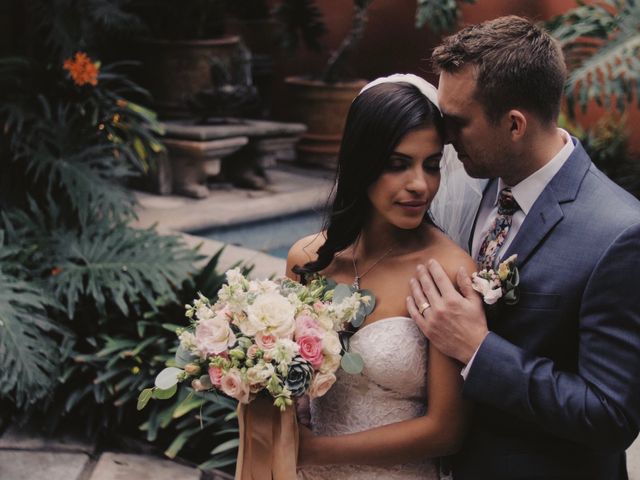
195,316 -> 236,356
235,311 -> 259,336
247,292 -> 296,338
308,372 -> 336,399
483,287 -> 503,305
322,331 -> 341,355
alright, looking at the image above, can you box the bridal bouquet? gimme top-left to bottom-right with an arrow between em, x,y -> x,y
139,268 -> 372,411
137,268 -> 374,480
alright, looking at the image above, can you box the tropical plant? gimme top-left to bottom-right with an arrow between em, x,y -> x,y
0,0 -> 199,416
277,0 -> 476,83
125,0 -> 227,40
559,113 -> 640,199
548,0 -> 640,116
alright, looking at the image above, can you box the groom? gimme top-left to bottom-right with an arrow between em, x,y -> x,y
408,16 -> 640,479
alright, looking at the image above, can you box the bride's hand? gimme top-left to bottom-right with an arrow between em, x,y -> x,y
295,395 -> 311,427
297,424 -> 319,466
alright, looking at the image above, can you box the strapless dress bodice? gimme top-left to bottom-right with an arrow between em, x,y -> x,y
298,317 -> 440,480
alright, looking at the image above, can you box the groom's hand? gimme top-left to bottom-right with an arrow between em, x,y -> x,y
407,260 -> 488,364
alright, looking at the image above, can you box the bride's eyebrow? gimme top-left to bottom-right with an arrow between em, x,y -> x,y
390,151 -> 442,160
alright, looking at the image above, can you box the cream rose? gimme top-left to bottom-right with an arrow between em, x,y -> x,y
308,372 -> 336,399
321,331 -> 341,355
195,315 -> 236,356
319,353 -> 341,374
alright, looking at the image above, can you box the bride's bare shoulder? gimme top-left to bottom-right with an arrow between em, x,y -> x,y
427,228 -> 478,281
286,232 -> 327,280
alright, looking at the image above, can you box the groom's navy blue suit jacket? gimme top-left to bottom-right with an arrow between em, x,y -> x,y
453,140 -> 640,480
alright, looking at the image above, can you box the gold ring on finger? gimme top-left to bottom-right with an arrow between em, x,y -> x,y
418,301 -> 431,315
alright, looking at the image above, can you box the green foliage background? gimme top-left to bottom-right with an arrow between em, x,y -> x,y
0,0 -> 242,471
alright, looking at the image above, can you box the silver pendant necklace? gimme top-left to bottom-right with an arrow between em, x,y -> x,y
351,237 -> 396,290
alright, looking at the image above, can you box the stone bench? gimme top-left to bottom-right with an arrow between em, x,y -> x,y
160,119 -> 307,197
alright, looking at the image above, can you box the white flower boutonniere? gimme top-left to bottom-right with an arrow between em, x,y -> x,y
472,254 -> 520,306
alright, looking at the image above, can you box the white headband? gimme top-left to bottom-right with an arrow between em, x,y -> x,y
358,73 -> 440,111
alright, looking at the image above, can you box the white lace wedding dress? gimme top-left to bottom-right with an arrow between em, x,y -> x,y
298,316 -> 440,479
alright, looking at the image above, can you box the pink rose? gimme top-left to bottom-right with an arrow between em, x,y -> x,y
208,366 -> 224,387
297,335 -> 324,369
255,331 -> 278,351
308,372 -> 336,399
220,369 -> 250,404
295,315 -> 322,339
246,344 -> 259,359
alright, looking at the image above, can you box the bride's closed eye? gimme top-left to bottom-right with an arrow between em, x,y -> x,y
384,154 -> 442,173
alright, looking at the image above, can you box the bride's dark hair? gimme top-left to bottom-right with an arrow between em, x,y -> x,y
293,81 -> 444,278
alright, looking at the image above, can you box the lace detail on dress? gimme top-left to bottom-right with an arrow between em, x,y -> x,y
298,317 -> 440,480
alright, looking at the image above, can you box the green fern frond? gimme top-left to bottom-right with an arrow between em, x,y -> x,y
49,222 -> 200,318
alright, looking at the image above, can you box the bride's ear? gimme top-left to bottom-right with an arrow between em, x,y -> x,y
506,110 -> 527,140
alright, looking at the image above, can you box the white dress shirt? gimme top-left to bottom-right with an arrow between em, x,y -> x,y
461,129 -> 575,379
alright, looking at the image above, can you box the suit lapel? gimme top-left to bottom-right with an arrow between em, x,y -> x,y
502,139 -> 591,268
501,188 -> 563,267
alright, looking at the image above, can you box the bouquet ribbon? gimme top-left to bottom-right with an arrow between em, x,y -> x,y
235,395 -> 299,480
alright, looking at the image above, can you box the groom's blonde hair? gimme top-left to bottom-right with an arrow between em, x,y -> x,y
432,15 -> 567,125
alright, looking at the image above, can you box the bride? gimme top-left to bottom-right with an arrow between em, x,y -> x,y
286,74 -> 476,479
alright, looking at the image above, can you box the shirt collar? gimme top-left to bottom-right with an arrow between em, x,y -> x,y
495,129 -> 574,214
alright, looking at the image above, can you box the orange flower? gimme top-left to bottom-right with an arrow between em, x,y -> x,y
63,52 -> 99,87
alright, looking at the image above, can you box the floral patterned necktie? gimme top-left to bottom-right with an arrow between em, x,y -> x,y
476,187 -> 520,270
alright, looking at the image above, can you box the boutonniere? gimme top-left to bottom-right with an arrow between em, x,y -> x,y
472,254 -> 520,306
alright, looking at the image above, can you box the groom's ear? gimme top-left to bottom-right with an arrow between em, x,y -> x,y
507,110 -> 527,140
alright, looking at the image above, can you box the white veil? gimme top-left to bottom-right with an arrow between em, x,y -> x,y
359,74 -> 486,250
430,145 -> 487,249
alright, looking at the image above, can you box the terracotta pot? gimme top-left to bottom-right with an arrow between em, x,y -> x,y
284,76 -> 367,168
136,36 -> 243,118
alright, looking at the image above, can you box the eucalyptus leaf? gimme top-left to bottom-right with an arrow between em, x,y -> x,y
153,384 -> 177,400
351,309 -> 366,328
324,278 -> 337,291
503,290 -> 517,302
338,332 -> 350,353
512,269 -> 520,286
155,367 -> 183,390
341,352 -> 364,375
174,344 -> 196,368
333,283 -> 353,303
359,289 -> 376,315
136,388 -> 153,411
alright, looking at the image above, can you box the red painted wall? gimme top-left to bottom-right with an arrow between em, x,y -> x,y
267,0 -> 639,153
